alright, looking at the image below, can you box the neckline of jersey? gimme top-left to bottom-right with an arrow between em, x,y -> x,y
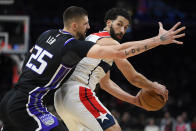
100,30 -> 108,33
59,29 -> 73,36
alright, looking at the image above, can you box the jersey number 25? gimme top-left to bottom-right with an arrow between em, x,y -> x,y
26,45 -> 53,74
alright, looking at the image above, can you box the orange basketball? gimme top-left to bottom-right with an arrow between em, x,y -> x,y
138,89 -> 166,111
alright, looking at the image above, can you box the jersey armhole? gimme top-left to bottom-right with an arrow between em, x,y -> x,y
96,36 -> 111,42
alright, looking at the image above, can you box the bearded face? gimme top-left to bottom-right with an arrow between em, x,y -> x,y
76,31 -> 86,40
110,24 -> 123,42
108,16 -> 129,42
75,15 -> 90,40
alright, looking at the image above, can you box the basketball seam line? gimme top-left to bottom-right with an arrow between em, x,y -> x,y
141,91 -> 163,110
145,90 -> 164,103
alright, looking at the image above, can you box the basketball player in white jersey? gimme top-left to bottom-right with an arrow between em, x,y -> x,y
54,8 -> 185,131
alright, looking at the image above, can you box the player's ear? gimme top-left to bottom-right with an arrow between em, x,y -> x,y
72,22 -> 78,31
106,19 -> 112,27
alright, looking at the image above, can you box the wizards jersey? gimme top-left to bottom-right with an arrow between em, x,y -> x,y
67,31 -> 113,91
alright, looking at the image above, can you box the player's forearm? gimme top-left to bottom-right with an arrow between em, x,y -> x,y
100,80 -> 136,104
114,59 -> 155,91
120,36 -> 161,58
88,36 -> 160,59
129,73 -> 155,90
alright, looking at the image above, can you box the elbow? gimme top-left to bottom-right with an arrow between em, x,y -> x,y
99,83 -> 106,90
99,80 -> 110,91
99,81 -> 105,90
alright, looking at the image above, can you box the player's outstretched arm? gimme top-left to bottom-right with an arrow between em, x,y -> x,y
87,22 -> 185,59
114,58 -> 168,102
118,22 -> 185,58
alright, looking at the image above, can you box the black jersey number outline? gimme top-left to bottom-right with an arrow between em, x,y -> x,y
26,45 -> 53,74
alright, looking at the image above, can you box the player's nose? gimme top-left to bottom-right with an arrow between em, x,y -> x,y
120,27 -> 125,34
87,23 -> 90,29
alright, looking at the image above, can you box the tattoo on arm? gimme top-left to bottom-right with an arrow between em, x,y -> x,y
131,49 -> 136,53
125,45 -> 149,56
135,46 -> 148,52
160,34 -> 167,41
144,45 -> 148,50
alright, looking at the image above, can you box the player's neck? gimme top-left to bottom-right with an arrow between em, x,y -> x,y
103,26 -> 110,33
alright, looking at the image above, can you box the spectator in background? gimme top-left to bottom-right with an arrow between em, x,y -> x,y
181,112 -> 192,131
144,118 -> 160,131
181,112 -> 191,124
119,112 -> 135,131
160,119 -> 174,131
191,116 -> 196,131
160,111 -> 175,131
175,115 -> 191,131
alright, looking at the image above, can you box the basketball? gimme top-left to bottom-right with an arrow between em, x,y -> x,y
138,89 -> 166,111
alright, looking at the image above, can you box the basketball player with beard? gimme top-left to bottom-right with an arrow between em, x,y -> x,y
54,8 -> 185,131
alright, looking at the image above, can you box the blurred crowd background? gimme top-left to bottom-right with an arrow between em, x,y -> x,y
0,0 -> 195,130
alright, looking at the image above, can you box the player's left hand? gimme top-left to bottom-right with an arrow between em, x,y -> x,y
133,90 -> 147,110
158,22 -> 186,45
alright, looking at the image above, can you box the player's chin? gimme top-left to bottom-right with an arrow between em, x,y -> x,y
116,33 -> 123,39
83,32 -> 87,37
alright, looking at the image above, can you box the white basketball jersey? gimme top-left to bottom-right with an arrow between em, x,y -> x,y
67,31 -> 113,91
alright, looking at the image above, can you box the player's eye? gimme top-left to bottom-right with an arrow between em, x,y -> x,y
84,22 -> 88,26
117,23 -> 122,26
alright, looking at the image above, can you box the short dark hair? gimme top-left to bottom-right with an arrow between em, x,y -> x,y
63,6 -> 88,27
104,8 -> 131,24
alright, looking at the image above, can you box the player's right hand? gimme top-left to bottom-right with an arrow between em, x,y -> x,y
152,82 -> 168,102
